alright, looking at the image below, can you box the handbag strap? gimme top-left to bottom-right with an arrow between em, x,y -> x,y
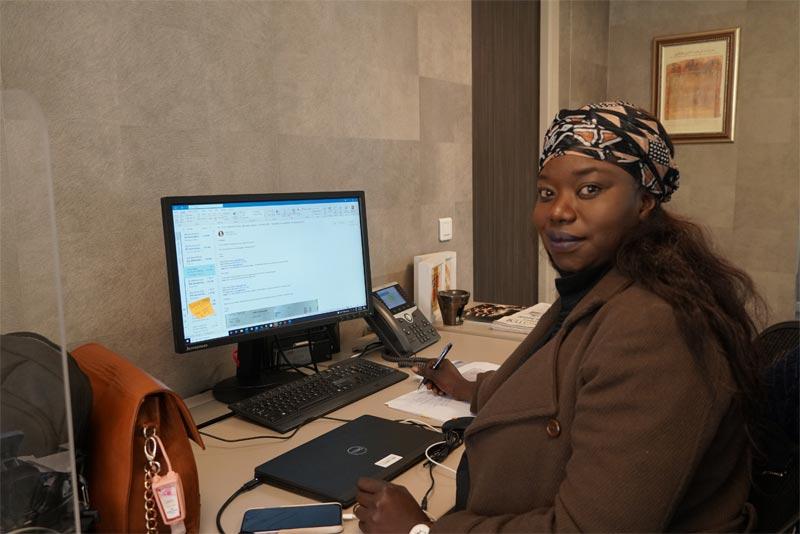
143,426 -> 161,534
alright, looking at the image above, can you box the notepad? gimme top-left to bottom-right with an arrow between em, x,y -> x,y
386,361 -> 499,423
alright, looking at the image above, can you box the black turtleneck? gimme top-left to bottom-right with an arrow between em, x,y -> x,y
547,264 -> 611,342
452,263 -> 611,513
512,262 -> 611,368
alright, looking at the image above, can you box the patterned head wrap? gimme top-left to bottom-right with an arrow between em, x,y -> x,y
539,101 -> 680,203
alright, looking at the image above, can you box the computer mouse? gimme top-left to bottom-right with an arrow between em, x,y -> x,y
442,416 -> 475,436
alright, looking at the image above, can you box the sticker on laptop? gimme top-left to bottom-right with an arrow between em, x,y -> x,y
374,454 -> 402,468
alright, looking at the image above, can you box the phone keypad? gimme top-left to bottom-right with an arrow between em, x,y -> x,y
401,316 -> 437,343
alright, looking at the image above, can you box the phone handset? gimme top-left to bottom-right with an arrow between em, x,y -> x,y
365,282 -> 440,361
369,295 -> 415,356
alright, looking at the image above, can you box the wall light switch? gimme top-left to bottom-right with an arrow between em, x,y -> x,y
438,217 -> 453,241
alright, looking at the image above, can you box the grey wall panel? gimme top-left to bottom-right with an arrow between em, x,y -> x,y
0,0 -> 473,396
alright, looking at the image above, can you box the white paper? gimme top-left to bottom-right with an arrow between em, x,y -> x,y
386,362 -> 500,423
455,361 -> 500,381
490,302 -> 551,334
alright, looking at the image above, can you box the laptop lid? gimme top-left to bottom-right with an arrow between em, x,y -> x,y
254,415 -> 442,506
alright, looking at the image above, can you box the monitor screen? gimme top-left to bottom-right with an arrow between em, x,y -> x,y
161,192 -> 372,353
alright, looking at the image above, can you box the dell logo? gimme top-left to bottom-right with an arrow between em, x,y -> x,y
347,445 -> 368,456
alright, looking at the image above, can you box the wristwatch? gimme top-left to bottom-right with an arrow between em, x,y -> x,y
409,523 -> 431,534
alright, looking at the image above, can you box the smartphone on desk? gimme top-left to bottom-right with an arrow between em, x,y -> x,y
365,282 -> 440,358
240,502 -> 343,534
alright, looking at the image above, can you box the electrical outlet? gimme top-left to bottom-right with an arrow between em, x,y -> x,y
438,217 -> 453,241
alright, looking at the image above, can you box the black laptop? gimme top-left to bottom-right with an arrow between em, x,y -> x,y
254,415 -> 442,506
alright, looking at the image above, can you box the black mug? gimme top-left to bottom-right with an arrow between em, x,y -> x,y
437,289 -> 471,326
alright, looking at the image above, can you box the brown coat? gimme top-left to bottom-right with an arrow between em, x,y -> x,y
434,269 -> 754,533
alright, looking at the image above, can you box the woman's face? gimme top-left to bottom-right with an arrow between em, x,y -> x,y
533,155 -> 655,273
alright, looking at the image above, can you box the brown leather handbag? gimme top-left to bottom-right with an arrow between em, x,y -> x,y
72,343 -> 205,533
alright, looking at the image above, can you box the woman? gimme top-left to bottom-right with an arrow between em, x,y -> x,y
354,102 -> 764,533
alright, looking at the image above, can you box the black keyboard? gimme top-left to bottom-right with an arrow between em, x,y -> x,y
229,358 -> 407,433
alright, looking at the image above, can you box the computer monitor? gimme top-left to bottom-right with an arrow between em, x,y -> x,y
160,191 -> 373,402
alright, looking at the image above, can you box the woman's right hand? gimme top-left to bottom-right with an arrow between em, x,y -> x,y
412,359 -> 476,402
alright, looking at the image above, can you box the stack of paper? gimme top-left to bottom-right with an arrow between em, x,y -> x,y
490,303 -> 551,334
385,361 -> 500,423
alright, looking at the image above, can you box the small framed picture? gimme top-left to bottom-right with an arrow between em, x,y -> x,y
651,27 -> 740,143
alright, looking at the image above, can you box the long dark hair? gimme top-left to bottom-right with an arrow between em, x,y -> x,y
615,206 -> 766,423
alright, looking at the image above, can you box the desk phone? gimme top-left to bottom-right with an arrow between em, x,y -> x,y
366,282 -> 440,358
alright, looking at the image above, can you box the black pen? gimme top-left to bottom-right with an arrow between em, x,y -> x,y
418,342 -> 453,390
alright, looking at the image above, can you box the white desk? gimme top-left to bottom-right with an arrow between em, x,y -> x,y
188,330 -> 522,533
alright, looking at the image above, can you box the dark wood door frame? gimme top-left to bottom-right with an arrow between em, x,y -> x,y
472,0 -> 540,306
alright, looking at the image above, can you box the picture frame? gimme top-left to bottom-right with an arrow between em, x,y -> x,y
651,27 -> 740,143
413,251 -> 457,322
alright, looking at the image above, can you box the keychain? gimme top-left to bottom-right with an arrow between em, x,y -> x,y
144,427 -> 187,534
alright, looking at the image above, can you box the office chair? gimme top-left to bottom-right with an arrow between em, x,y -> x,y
750,321 -> 799,533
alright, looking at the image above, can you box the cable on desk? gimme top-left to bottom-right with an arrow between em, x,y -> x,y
350,341 -> 385,359
200,425 -> 300,443
200,414 -> 323,443
397,418 -> 441,432
424,440 -> 457,475
421,461 -> 436,512
321,415 -> 352,423
273,335 -> 316,375
196,411 -> 235,430
216,478 -> 261,534
419,428 -> 463,511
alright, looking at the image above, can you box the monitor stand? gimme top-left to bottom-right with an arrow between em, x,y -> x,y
212,338 -> 302,404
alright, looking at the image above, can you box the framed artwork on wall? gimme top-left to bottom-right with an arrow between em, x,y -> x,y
651,27 -> 740,143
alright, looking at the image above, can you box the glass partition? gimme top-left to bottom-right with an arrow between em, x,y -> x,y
1,90 -> 81,532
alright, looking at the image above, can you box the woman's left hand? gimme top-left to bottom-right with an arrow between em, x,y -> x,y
354,477 -> 431,533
